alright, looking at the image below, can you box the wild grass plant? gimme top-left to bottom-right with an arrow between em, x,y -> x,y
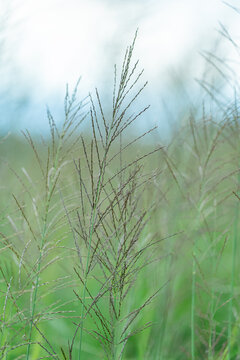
0,35 -> 165,359
1,33 -> 240,360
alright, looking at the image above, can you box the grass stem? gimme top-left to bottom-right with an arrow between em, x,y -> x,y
227,182 -> 239,359
191,251 -> 196,360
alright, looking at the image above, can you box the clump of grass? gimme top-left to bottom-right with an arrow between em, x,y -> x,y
63,32 -> 165,360
23,82 -> 88,360
2,21 -> 240,360
0,33 -> 165,360
0,81 -> 88,359
153,106 -> 240,358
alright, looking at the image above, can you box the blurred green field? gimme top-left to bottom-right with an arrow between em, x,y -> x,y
1,109 -> 240,360
1,39 -> 240,360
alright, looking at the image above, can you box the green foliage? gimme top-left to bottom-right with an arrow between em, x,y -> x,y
1,35 -> 240,360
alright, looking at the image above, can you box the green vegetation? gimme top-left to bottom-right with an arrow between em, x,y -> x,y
1,35 -> 240,359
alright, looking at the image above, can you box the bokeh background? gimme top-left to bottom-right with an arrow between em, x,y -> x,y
1,0 -> 240,135
2,2 -> 240,359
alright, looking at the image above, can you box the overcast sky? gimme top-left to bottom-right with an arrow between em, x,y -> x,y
1,0 -> 240,133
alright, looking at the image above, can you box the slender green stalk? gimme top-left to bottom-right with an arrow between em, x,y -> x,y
208,271 -> 215,360
191,248 -> 196,360
191,202 -> 202,360
208,201 -> 217,360
26,221 -> 48,360
227,182 -> 239,359
112,309 -> 120,360
0,276 -> 12,360
155,252 -> 172,360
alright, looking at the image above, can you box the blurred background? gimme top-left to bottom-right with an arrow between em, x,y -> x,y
1,0 -> 240,136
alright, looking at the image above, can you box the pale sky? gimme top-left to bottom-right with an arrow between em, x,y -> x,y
1,0 -> 240,132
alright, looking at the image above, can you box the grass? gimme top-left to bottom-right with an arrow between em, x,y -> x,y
1,34 -> 240,359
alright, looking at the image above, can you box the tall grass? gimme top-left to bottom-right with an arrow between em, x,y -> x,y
1,31 -> 240,360
70,32 -> 162,360
0,35 -> 164,359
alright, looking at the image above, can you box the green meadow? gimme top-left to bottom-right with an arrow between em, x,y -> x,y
1,37 -> 240,360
